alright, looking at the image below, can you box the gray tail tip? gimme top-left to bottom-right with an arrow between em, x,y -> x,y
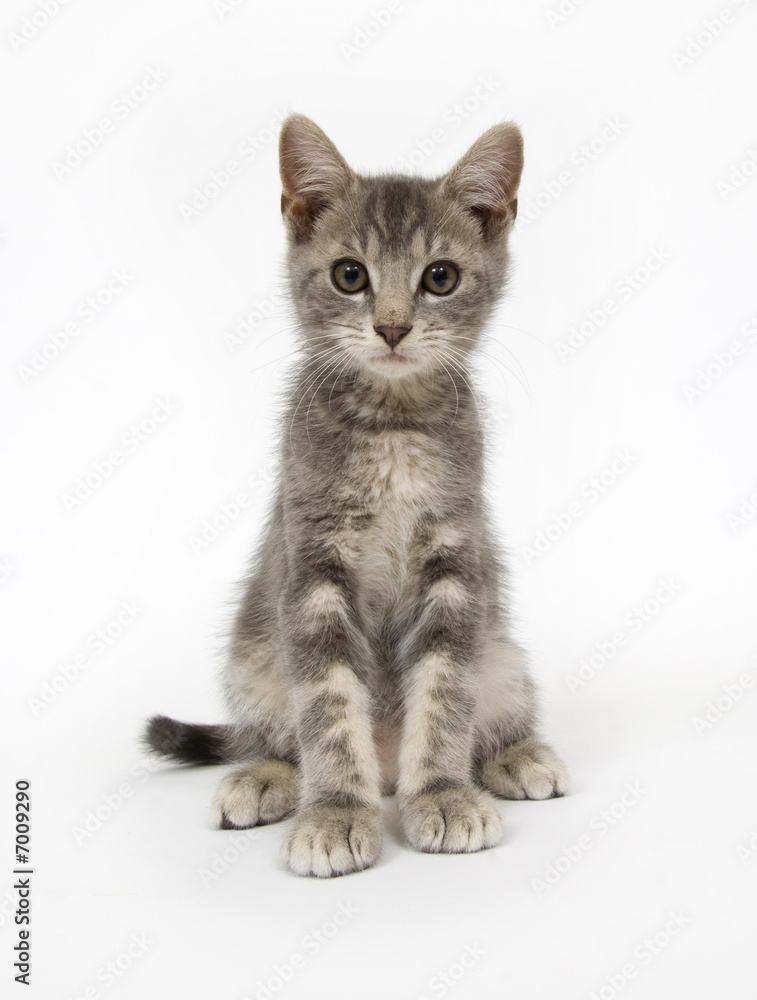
142,714 -> 228,766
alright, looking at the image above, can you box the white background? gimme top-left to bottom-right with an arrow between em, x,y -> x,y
3,0 -> 757,997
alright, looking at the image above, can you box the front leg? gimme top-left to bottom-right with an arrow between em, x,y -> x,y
397,534 -> 504,853
280,543 -> 382,877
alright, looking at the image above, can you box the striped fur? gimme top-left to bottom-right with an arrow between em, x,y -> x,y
143,115 -> 568,877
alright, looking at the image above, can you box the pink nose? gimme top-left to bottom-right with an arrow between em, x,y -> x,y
374,325 -> 411,349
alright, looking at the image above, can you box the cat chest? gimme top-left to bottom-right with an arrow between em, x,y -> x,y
344,431 -> 447,613
349,431 -> 445,506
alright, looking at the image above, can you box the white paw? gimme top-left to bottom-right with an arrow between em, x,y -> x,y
281,804 -> 381,877
481,738 -> 570,800
212,759 -> 299,829
400,786 -> 504,853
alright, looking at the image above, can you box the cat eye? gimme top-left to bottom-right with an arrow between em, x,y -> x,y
421,261 -> 460,295
332,260 -> 369,294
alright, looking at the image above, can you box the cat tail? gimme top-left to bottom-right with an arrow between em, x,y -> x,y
142,714 -> 233,766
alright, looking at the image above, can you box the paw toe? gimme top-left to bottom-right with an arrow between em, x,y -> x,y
282,805 -> 381,878
401,787 -> 503,854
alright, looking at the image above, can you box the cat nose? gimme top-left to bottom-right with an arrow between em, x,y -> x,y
374,325 -> 411,349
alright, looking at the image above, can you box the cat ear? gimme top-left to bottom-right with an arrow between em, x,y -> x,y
444,122 -> 524,239
279,115 -> 352,240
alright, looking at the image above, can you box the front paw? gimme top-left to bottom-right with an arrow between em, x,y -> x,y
400,786 -> 504,854
281,804 -> 382,878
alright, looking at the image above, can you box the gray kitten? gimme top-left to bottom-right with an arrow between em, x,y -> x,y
144,114 -> 568,877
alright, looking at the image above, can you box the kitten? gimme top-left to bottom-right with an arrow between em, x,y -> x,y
144,114 -> 569,877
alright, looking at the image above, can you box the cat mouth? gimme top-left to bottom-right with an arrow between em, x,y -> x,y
375,351 -> 413,371
366,348 -> 419,377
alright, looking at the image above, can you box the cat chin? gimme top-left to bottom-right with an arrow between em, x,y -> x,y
363,352 -> 420,380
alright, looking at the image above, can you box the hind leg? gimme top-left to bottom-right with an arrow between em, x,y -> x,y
480,736 -> 569,800
212,759 -> 299,829
473,634 -> 570,801
215,627 -> 300,828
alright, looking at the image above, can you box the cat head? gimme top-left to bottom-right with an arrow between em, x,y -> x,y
278,114 -> 523,383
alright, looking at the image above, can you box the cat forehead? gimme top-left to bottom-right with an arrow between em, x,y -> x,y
357,176 -> 437,250
318,175 -> 475,262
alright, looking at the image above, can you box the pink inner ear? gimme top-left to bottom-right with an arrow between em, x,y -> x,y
280,188 -> 330,240
278,116 -> 351,239
445,123 -> 524,237
467,195 -> 518,240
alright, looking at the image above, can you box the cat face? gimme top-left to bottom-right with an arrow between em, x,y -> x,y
279,117 -> 523,384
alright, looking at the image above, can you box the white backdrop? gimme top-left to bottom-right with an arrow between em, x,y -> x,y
3,0 -> 757,997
